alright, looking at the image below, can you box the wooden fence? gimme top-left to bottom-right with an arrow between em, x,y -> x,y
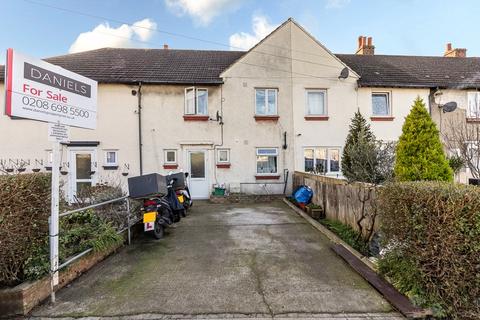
293,171 -> 379,239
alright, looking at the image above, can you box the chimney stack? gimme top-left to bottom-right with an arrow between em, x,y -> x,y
444,43 -> 466,58
356,35 -> 375,55
163,44 -> 169,50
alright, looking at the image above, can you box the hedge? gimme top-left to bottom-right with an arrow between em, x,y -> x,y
0,174 -> 123,287
378,182 -> 480,319
0,173 -> 51,287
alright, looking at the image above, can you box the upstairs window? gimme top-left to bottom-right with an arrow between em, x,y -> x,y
255,89 -> 277,115
467,92 -> 480,118
256,148 -> 278,174
217,149 -> 230,164
185,87 -> 208,115
372,92 -> 390,116
306,90 -> 327,115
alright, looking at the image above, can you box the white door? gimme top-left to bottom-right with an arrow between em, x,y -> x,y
188,150 -> 210,199
69,149 -> 96,202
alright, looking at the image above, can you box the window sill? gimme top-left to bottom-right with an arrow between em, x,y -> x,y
371,116 -> 394,121
255,174 -> 280,180
305,116 -> 329,121
466,118 -> 480,123
102,165 -> 118,170
216,163 -> 231,169
254,115 -> 279,122
183,115 -> 209,121
163,164 -> 178,169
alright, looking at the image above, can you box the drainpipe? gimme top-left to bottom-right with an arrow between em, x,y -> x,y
137,82 -> 143,175
213,84 -> 225,184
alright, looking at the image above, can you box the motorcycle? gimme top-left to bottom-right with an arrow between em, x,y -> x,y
141,195 -> 173,239
175,172 -> 193,214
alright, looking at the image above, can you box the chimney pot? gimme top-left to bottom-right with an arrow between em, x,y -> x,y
446,43 -> 452,51
163,44 -> 169,50
356,35 -> 375,55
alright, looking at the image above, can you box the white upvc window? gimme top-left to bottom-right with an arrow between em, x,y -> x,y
256,148 -> 278,174
304,147 -> 340,174
104,150 -> 118,167
217,149 -> 230,164
185,87 -> 208,115
164,149 -> 177,164
372,92 -> 391,116
306,89 -> 327,115
467,92 -> 480,118
255,88 -> 278,115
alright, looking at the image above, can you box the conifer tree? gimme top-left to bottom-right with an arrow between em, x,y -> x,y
394,97 -> 453,181
342,111 -> 377,182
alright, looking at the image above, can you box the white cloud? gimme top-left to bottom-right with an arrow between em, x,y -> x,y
165,0 -> 244,26
229,15 -> 277,50
69,18 -> 157,53
325,0 -> 350,8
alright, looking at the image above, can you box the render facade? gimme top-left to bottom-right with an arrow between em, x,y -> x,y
1,19 -> 479,200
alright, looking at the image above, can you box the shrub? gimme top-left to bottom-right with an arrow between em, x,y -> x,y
342,111 -> 395,184
0,173 -> 51,287
394,97 -> 453,181
378,182 -> 480,319
0,174 -> 124,287
320,218 -> 369,256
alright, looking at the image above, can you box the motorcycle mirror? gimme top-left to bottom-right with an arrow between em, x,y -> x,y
185,172 -> 189,178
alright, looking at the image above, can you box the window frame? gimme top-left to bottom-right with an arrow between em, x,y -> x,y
164,149 -> 177,164
467,91 -> 480,119
256,147 -> 279,175
371,92 -> 391,117
217,148 -> 230,164
305,89 -> 327,116
104,150 -> 118,167
303,147 -> 341,174
255,88 -> 278,116
184,87 -> 208,116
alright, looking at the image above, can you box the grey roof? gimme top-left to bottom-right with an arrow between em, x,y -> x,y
336,54 -> 480,89
0,48 -> 245,84
1,47 -> 480,89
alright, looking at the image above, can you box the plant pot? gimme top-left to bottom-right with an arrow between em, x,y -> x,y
310,208 -> 324,220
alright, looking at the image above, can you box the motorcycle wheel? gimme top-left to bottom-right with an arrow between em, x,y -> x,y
180,208 -> 187,217
173,210 -> 181,223
152,219 -> 165,239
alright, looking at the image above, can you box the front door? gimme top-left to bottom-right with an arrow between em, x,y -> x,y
188,150 -> 209,199
69,149 -> 96,202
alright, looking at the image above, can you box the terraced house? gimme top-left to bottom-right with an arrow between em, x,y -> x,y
1,18 -> 479,200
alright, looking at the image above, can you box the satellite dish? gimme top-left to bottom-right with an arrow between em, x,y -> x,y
338,67 -> 349,79
442,101 -> 457,113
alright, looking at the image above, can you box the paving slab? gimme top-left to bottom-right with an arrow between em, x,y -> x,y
29,201 -> 403,319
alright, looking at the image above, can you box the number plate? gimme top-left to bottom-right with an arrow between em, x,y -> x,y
143,211 -> 156,223
177,195 -> 184,203
144,222 -> 154,232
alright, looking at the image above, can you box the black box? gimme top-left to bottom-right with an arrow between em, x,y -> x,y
167,172 -> 187,190
469,178 -> 480,186
128,173 -> 168,199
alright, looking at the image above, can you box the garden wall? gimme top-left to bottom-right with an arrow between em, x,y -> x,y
293,171 -> 379,238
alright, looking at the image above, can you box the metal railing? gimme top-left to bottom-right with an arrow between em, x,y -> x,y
53,195 -> 138,275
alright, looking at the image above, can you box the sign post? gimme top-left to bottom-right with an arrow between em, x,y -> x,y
4,48 -> 97,303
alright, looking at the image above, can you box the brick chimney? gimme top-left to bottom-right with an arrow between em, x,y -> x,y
444,43 -> 466,57
356,36 -> 375,55
163,44 -> 169,50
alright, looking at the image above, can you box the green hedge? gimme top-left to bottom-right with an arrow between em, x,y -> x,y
378,182 -> 480,319
0,174 -> 123,287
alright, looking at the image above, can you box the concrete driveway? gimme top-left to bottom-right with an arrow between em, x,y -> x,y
31,201 -> 403,319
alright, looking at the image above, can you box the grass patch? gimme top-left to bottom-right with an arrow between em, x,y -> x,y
319,218 -> 369,256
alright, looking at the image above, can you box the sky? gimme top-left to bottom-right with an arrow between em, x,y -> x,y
1,0 -> 480,63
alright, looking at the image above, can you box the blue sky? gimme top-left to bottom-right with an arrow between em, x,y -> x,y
1,0 -> 479,63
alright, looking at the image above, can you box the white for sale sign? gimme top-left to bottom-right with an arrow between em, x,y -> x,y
4,48 -> 97,129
